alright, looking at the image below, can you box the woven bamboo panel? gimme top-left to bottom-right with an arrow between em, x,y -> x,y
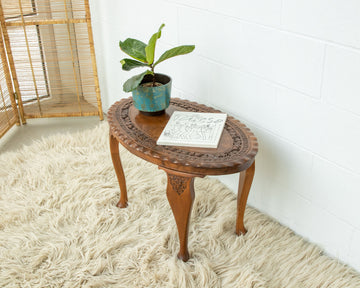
2,0 -> 34,19
0,0 -> 103,120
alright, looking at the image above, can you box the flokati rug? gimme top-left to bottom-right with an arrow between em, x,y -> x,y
0,122 -> 359,287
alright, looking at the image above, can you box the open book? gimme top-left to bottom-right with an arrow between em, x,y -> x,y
156,111 -> 227,148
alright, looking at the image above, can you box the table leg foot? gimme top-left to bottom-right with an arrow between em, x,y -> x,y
236,161 -> 255,236
163,169 -> 196,262
177,251 -> 190,262
116,201 -> 128,208
110,132 -> 128,208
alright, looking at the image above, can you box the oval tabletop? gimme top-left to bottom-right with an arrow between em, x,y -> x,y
107,97 -> 258,175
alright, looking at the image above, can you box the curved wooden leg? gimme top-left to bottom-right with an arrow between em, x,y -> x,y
109,132 -> 128,208
236,161 -> 255,235
162,168 -> 196,262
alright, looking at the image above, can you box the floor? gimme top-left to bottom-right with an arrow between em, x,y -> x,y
0,116 -> 103,153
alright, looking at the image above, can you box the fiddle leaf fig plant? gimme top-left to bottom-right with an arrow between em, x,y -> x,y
119,24 -> 195,92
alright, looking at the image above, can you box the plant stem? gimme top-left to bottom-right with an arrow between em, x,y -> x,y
151,65 -> 155,87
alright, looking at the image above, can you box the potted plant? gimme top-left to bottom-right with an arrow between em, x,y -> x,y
119,24 -> 195,115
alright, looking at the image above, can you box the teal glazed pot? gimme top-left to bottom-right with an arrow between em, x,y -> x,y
132,73 -> 171,116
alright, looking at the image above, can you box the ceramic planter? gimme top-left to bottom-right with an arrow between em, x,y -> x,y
132,73 -> 171,115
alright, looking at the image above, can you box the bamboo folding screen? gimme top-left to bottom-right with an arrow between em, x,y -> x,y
0,0 -> 103,138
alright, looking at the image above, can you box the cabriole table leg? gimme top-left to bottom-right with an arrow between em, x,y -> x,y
162,168 -> 199,262
236,161 -> 255,235
109,132 -> 128,208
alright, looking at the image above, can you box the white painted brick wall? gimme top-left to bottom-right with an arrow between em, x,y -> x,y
89,0 -> 360,271
282,0 -> 360,49
322,46 -> 360,115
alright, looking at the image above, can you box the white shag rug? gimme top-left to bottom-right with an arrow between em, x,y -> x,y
0,122 -> 359,288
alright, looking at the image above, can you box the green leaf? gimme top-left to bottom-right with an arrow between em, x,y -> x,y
120,58 -> 149,71
119,38 -> 147,62
154,45 -> 195,67
123,70 -> 153,92
145,24 -> 165,65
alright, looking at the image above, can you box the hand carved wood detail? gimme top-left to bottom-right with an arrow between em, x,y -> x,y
107,98 -> 258,175
168,174 -> 188,195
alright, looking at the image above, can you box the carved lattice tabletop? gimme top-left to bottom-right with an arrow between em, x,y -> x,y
107,97 -> 258,261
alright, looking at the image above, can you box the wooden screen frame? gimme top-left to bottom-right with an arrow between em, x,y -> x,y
0,20 -> 20,138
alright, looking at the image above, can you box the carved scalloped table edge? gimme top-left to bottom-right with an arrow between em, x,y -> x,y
108,97 -> 258,175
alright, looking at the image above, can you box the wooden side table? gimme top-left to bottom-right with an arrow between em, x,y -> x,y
107,97 -> 258,261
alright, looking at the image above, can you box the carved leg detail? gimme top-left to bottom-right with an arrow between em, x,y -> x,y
163,169 -> 196,262
236,161 -> 255,235
110,132 -> 128,208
